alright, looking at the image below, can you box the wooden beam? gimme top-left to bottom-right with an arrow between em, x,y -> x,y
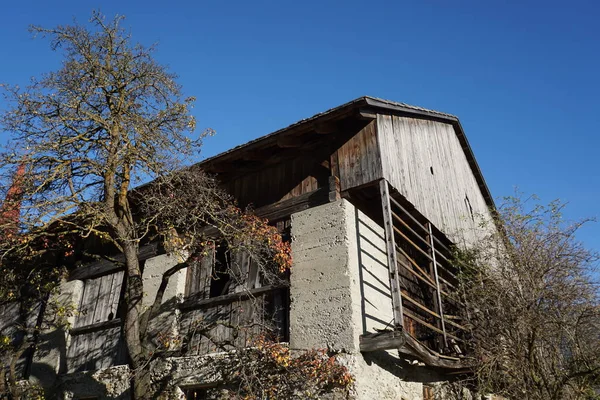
403,310 -> 462,343
312,121 -> 338,134
180,284 -> 287,311
203,162 -> 231,173
402,333 -> 473,369
70,318 -> 121,335
359,330 -> 405,352
276,135 -> 304,148
358,109 -> 377,120
241,150 -> 271,161
253,186 -> 330,222
379,179 -> 404,329
328,175 -> 340,202
69,243 -> 159,281
428,223 -> 448,348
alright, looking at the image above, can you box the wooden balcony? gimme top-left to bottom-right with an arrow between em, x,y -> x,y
359,180 -> 472,369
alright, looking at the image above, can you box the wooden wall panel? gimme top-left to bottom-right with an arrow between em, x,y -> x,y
377,115 -> 492,244
336,120 -> 383,191
75,271 -> 123,328
67,326 -> 124,372
225,157 -> 328,208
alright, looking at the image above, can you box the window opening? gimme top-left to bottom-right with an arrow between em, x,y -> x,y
209,243 -> 232,298
184,386 -> 218,399
464,194 -> 474,221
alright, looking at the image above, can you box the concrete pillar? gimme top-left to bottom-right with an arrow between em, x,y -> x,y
141,253 -> 187,309
141,254 -> 188,351
289,199 -> 362,353
290,199 -> 434,400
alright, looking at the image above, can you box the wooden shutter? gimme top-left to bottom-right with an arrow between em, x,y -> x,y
75,271 -> 124,328
247,257 -> 261,290
186,247 -> 215,298
68,271 -> 126,372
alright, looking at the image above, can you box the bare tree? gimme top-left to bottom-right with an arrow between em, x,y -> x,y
455,195 -> 600,400
0,11 -> 293,399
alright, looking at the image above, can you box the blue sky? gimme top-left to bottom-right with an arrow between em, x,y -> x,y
1,0 -> 599,252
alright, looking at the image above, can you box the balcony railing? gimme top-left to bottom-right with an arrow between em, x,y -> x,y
360,180 -> 470,368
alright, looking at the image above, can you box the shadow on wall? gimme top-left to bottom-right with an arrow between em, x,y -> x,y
57,365 -> 131,400
29,327 -> 68,388
354,208 -> 394,335
362,350 -> 447,384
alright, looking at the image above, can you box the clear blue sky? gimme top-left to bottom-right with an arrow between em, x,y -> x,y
1,0 -> 598,252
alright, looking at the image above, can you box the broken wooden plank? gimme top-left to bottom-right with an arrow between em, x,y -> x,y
402,332 -> 474,370
360,330 -> 473,370
70,318 -> 121,336
359,330 -> 406,353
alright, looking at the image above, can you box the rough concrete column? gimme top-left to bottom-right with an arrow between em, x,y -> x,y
30,279 -> 84,388
290,199 -> 434,400
141,254 -> 188,351
142,253 -> 187,309
289,199 -> 362,353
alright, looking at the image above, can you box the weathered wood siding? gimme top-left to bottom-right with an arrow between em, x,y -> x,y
67,271 -> 125,372
67,325 -> 126,372
377,115 -> 491,244
180,289 -> 288,356
182,247 -> 288,356
225,157 -> 329,208
335,120 -> 383,191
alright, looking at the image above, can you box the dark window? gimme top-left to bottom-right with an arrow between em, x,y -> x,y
209,244 -> 231,297
464,194 -> 475,221
186,242 -> 262,299
184,387 -> 219,399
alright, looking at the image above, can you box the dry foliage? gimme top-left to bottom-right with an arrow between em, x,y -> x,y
455,195 -> 600,400
213,336 -> 353,399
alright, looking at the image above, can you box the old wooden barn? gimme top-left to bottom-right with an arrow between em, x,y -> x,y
9,96 -> 496,399
194,96 -> 494,366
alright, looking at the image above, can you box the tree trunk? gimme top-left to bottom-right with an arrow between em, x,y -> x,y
121,240 -> 147,400
122,242 -> 142,362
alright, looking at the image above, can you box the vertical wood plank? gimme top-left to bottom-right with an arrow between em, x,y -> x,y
76,277 -> 101,328
379,179 -> 404,329
377,114 -> 492,245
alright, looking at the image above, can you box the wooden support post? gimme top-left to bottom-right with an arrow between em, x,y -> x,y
328,175 -> 340,202
379,179 -> 404,329
428,223 -> 448,348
